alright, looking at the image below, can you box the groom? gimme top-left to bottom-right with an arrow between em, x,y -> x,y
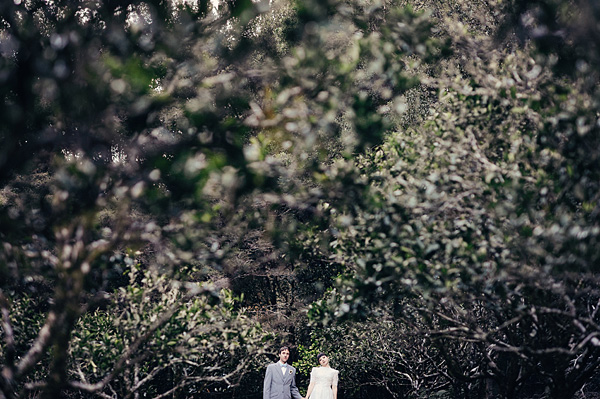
263,346 -> 303,399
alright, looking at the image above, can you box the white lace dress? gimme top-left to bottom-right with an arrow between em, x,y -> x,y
308,367 -> 338,399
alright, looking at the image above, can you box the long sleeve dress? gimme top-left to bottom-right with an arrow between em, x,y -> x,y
307,367 -> 338,399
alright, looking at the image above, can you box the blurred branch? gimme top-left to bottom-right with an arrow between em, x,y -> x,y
15,311 -> 60,378
0,292 -> 15,369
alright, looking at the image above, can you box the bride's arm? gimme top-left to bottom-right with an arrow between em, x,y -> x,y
305,380 -> 315,399
332,370 -> 338,399
304,368 -> 316,399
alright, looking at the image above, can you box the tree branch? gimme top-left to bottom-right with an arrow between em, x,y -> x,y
0,291 -> 16,370
15,311 -> 61,378
66,287 -> 215,396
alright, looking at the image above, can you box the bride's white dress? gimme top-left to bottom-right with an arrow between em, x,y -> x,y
308,367 -> 338,399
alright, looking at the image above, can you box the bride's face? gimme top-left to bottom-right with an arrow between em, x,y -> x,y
319,355 -> 329,367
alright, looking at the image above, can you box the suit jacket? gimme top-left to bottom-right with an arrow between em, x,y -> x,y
263,362 -> 302,399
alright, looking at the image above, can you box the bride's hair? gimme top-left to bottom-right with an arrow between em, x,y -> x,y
317,353 -> 327,362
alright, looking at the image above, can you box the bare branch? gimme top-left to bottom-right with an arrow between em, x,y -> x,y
16,311 -> 60,378
0,291 -> 15,370
66,381 -> 113,399
130,360 -> 178,394
148,361 -> 246,399
22,381 -> 46,392
66,287 -> 218,397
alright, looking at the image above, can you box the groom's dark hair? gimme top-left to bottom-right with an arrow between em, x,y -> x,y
279,346 -> 290,354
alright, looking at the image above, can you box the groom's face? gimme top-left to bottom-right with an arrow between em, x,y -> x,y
279,349 -> 290,364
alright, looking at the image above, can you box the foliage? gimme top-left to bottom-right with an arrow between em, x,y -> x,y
303,315 -> 452,399
0,0 -> 287,397
67,265 -> 268,399
3,0 -> 600,398
310,1 -> 600,398
0,0 -> 426,396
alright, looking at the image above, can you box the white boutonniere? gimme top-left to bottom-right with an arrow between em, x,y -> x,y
289,369 -> 293,374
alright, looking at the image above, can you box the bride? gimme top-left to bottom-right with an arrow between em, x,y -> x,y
303,353 -> 338,399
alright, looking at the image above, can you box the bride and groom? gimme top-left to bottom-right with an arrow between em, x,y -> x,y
263,346 -> 338,399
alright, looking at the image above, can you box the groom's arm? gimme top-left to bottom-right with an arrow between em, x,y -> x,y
290,370 -> 302,399
263,365 -> 273,399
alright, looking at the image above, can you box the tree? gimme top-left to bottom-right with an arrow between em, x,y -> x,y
312,1 -> 600,398
6,0 -> 600,398
1,0 -> 428,397
0,0 -> 276,397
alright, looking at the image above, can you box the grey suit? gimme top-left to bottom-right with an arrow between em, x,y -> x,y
263,362 -> 302,399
